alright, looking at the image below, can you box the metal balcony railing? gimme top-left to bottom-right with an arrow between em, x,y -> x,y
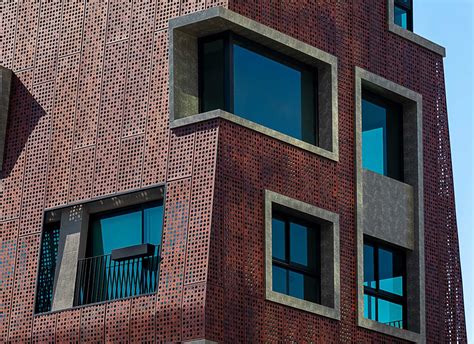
74,245 -> 161,306
385,320 -> 403,328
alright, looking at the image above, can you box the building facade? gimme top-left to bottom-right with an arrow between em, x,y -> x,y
0,0 -> 466,343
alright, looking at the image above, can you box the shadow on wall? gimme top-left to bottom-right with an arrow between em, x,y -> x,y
1,73 -> 46,180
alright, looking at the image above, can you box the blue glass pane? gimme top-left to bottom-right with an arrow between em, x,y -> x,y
394,6 -> 408,29
379,248 -> 404,296
272,265 -> 287,294
144,203 -> 164,246
233,44 -> 315,143
90,210 -> 142,256
363,244 -> 376,288
364,294 -> 377,321
272,218 -> 286,261
288,270 -> 304,300
362,99 -> 387,175
378,299 -> 404,328
290,222 -> 308,266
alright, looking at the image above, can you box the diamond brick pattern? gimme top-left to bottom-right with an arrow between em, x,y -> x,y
0,0 -> 465,342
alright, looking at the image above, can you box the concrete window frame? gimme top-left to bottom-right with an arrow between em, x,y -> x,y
264,190 -> 340,320
387,0 -> 446,57
355,67 -> 425,343
0,66 -> 12,172
34,185 -> 165,314
169,7 -> 339,161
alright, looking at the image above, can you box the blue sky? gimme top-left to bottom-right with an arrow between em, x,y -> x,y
414,0 -> 473,339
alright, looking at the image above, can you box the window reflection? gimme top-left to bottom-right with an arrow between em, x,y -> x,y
363,241 -> 406,329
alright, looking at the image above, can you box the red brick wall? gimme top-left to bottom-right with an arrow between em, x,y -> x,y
203,0 -> 465,342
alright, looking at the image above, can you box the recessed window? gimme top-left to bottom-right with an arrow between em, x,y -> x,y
271,212 -> 321,303
394,0 -> 413,31
200,32 -> 318,145
362,91 -> 403,181
364,240 -> 406,329
76,201 -> 163,306
35,223 -> 60,314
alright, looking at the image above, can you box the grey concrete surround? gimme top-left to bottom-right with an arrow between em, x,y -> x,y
0,66 -> 12,172
355,67 -> 425,343
169,7 -> 339,161
362,169 -> 414,250
44,186 -> 165,312
387,0 -> 446,57
264,190 -> 340,320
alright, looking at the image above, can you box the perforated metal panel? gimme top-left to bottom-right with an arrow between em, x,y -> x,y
0,0 -> 465,342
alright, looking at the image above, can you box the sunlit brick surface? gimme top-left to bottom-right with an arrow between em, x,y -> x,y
0,0 -> 465,342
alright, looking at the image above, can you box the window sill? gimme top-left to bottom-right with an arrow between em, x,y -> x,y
387,0 -> 446,57
266,290 -> 340,320
358,317 -> 422,343
170,109 -> 339,161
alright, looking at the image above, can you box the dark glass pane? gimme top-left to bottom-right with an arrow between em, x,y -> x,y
394,6 -> 409,29
233,43 -> 316,144
290,222 -> 308,266
363,244 -> 376,288
89,209 -> 142,256
143,202 -> 164,247
288,270 -> 304,299
201,39 -> 225,112
272,217 -> 286,261
35,223 -> 60,313
364,294 -> 377,321
378,298 -> 404,328
272,265 -> 287,294
379,247 -> 404,296
362,98 -> 388,175
288,271 -> 318,303
362,94 -> 403,180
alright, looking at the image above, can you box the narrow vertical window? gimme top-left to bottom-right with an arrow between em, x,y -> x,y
271,212 -> 320,303
363,240 -> 406,329
35,222 -> 60,314
394,0 -> 413,31
362,91 -> 403,181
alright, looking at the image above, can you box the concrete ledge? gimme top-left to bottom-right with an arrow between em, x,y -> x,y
169,7 -> 338,159
171,109 -> 338,161
387,0 -> 446,57
0,66 -> 12,172
264,190 -> 340,320
355,67 -> 425,342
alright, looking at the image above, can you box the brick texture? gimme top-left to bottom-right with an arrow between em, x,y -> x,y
0,0 -> 465,342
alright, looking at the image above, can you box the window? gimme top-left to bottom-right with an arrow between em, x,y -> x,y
271,212 -> 320,303
35,223 -> 60,314
394,0 -> 413,31
200,32 -> 318,145
87,201 -> 163,257
76,201 -> 164,305
362,91 -> 403,181
364,240 -> 406,329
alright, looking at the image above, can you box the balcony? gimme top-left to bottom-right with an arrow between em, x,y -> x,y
74,244 -> 161,306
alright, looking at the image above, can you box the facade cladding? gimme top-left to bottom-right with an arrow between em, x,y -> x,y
0,0 -> 466,343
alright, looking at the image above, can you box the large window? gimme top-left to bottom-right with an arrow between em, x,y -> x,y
271,212 -> 320,303
394,0 -> 413,31
362,91 -> 403,181
76,201 -> 164,305
200,32 -> 318,145
364,240 -> 406,329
